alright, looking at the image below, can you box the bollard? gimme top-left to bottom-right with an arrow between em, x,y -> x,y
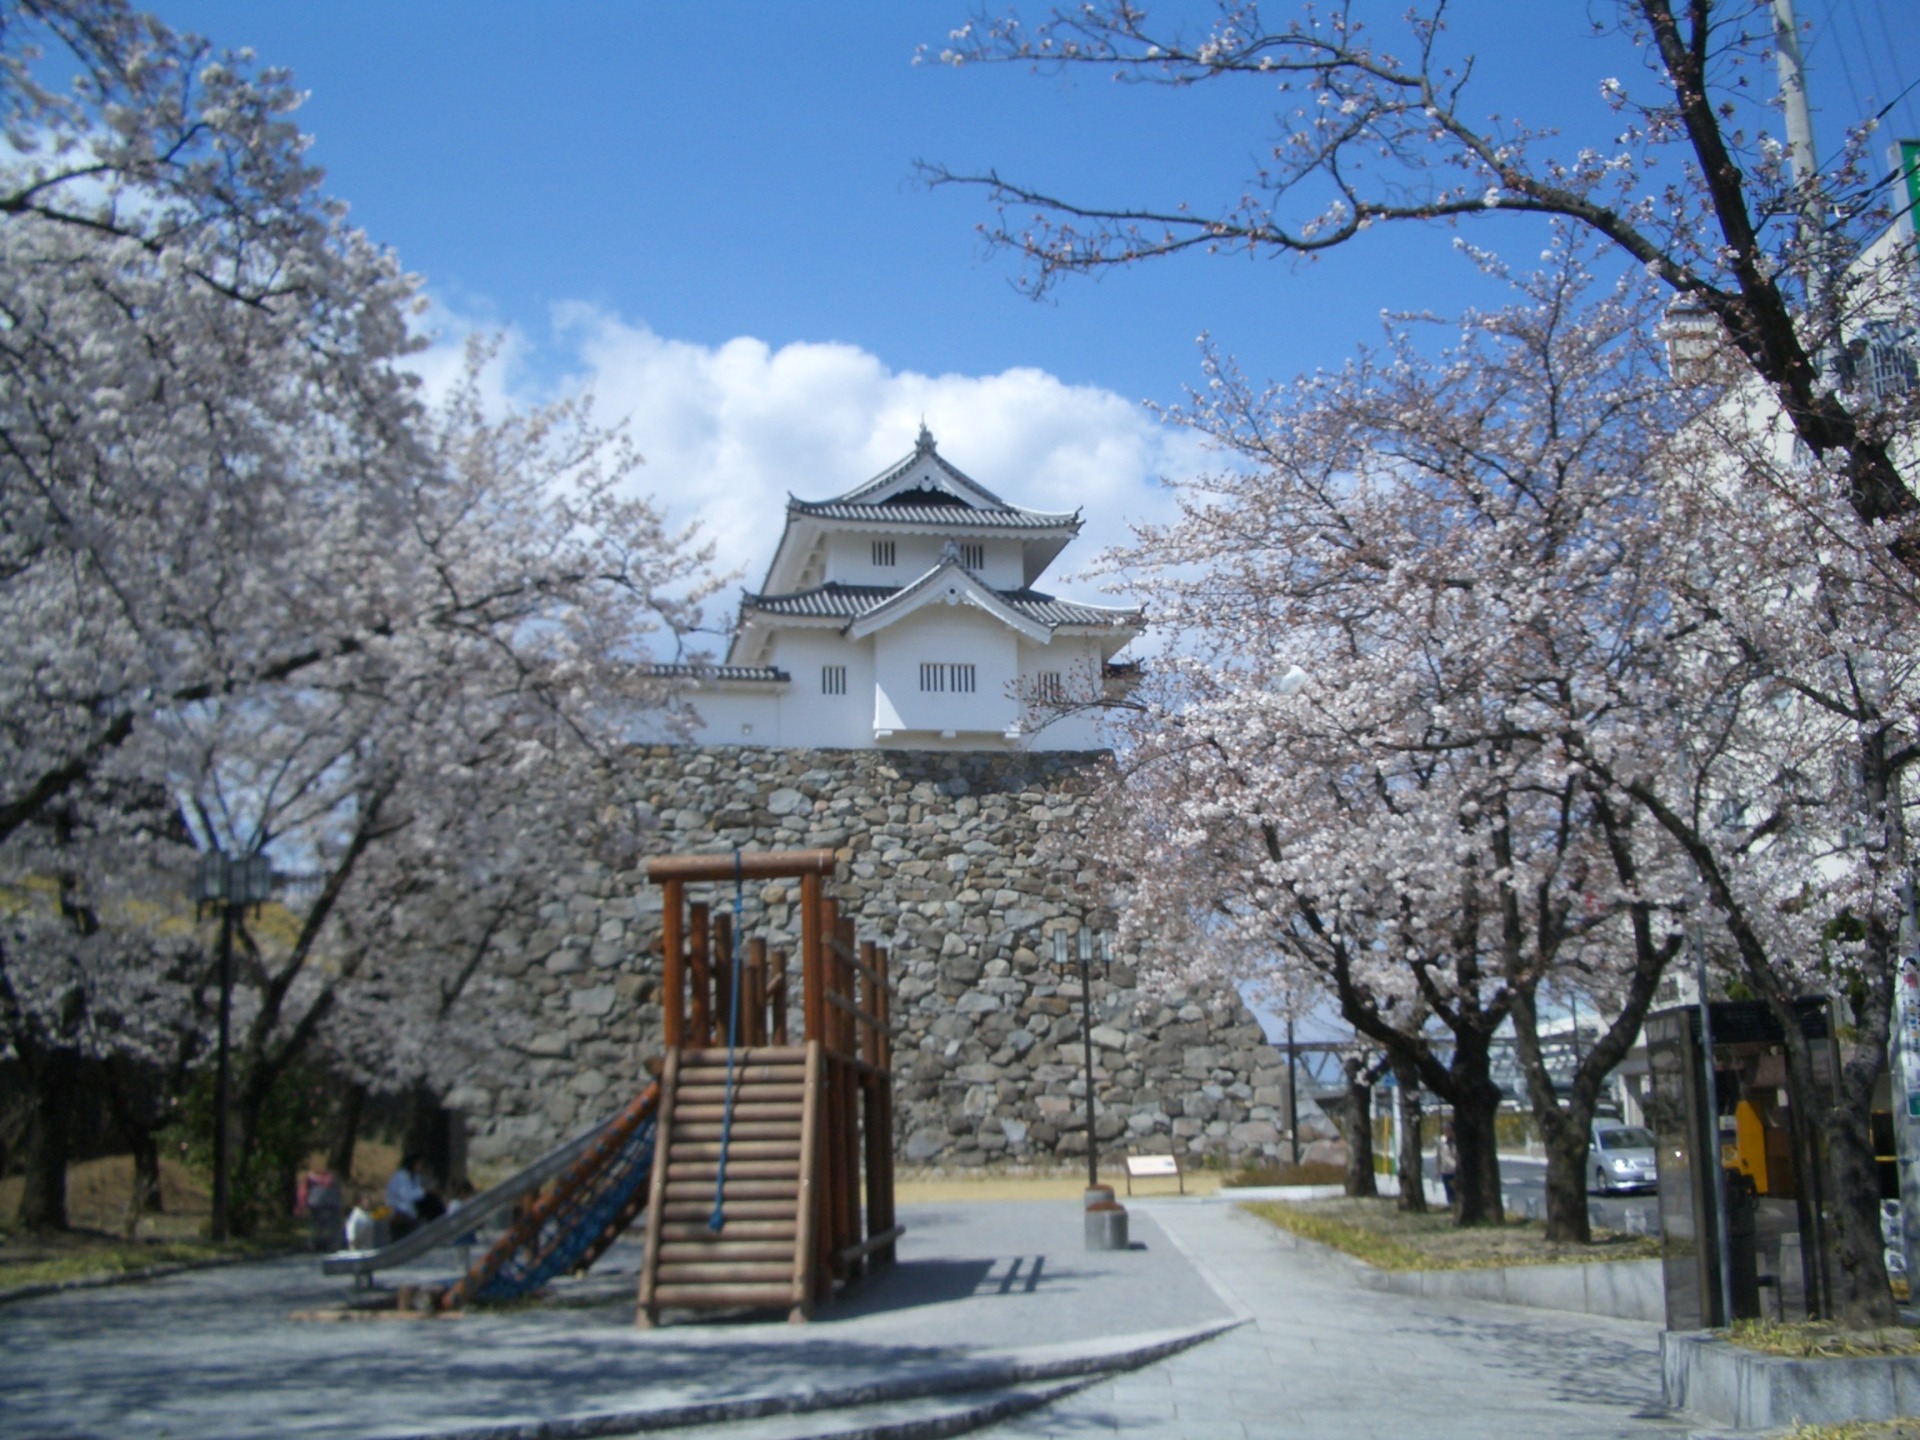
1085,1203 -> 1129,1251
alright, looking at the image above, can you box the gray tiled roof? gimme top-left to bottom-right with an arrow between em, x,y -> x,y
788,499 -> 1078,529
741,582 -> 1137,628
644,662 -> 789,683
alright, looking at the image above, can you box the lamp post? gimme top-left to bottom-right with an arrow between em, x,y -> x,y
1053,926 -> 1108,1193
192,850 -> 275,1242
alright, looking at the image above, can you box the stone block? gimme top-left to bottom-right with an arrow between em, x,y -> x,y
569,985 -> 617,1017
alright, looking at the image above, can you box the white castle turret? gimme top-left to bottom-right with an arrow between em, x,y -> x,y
676,428 -> 1142,750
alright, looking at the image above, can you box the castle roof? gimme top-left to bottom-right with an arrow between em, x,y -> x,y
741,578 -> 1139,630
757,428 -> 1082,598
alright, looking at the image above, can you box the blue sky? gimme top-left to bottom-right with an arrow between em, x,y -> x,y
155,1 -> 1920,604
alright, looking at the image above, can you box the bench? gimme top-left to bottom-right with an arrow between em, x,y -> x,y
1123,1153 -> 1184,1196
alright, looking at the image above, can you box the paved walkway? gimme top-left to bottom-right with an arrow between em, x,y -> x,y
0,1195 -> 1691,1440
980,1197 -> 1691,1439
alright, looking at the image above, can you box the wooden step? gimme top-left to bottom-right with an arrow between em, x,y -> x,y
660,1199 -> 797,1223
672,1121 -> 798,1144
657,1219 -> 796,1243
675,1052 -> 802,1075
675,1113 -> 802,1136
667,1140 -> 800,1162
671,1090 -> 806,1112
679,1052 -> 806,1075
664,1178 -> 799,1204
665,1160 -> 799,1184
651,1240 -> 796,1263
651,1283 -> 794,1308
674,1057 -> 806,1079
656,1260 -> 794,1284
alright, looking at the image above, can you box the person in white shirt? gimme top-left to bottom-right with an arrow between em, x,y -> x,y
385,1154 -> 435,1239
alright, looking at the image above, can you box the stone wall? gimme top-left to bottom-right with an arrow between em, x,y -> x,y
455,745 -> 1334,1169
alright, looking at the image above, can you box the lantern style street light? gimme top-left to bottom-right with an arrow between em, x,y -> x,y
1052,926 -> 1109,1194
191,851 -> 275,1242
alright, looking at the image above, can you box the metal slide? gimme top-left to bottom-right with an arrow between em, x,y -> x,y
323,1086 -> 658,1305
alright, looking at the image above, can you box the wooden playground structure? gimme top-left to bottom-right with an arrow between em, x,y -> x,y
637,847 -> 899,1325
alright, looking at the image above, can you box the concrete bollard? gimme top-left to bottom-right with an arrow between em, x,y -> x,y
1085,1204 -> 1129,1251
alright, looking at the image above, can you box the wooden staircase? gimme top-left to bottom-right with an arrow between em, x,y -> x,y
637,1043 -> 822,1325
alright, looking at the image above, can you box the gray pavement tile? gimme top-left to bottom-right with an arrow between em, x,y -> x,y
0,1190 -> 1700,1440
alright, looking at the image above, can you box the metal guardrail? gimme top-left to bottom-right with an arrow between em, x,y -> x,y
320,1112 -> 618,1279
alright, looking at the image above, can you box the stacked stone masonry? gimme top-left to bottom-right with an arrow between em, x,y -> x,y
455,746 -> 1336,1171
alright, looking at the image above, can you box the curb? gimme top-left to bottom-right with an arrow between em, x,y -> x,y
1662,1328 -> 1920,1430
410,1320 -> 1242,1440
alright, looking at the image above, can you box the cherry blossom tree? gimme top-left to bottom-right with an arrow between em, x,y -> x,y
925,0 -> 1919,570
1088,244 -> 1695,1235
0,2 -> 715,1229
1572,376 -> 1920,1324
141,355 -> 710,1233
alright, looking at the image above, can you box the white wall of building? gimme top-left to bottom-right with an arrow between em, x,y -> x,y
824,532 -> 1021,589
872,607 -> 1020,739
767,627 -> 876,749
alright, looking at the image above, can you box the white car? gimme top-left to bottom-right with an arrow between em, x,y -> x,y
1588,1123 -> 1659,1194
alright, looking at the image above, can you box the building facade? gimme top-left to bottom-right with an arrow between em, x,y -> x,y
676,429 -> 1143,750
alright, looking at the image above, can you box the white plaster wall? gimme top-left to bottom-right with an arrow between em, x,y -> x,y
1017,636 -> 1112,751
768,628 -> 875,748
824,532 -> 1020,589
873,607 -> 1019,737
687,688 -> 783,745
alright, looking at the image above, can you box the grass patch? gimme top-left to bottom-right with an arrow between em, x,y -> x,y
1242,1195 -> 1662,1271
0,1238 -> 266,1292
1782,1423 -> 1920,1440
1220,1160 -> 1347,1189
1726,1320 -> 1920,1359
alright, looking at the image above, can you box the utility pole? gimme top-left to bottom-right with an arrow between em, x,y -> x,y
1771,0 -> 1836,353
1286,1009 -> 1301,1168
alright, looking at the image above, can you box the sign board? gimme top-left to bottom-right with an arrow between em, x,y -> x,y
1904,141 -> 1920,239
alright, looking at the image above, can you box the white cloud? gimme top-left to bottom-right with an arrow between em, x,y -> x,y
411,301 -> 1207,653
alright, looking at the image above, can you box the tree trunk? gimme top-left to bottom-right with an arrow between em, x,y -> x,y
404,1081 -> 457,1190
103,1059 -> 166,1219
1393,1059 -> 1427,1213
327,1080 -> 365,1181
1450,1077 -> 1505,1227
1341,1057 -> 1378,1198
15,1043 -> 79,1231
1540,1122 -> 1594,1242
1825,1097 -> 1894,1326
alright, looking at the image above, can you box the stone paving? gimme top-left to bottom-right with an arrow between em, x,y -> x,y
0,1194 -> 1695,1440
984,1197 -> 1693,1440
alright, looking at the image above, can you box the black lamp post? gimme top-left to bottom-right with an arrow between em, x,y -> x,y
192,850 -> 275,1242
1053,925 -> 1108,1193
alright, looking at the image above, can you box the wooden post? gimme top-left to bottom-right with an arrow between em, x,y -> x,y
770,949 -> 789,1046
835,913 -> 859,1272
746,937 -> 767,1047
817,897 -> 842,1269
801,873 -> 825,1045
871,944 -> 895,1263
712,909 -> 734,1041
859,940 -> 879,1071
689,902 -> 711,1049
793,1040 -> 824,1320
661,879 -> 685,1050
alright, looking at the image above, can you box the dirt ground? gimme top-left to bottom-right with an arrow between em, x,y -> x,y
894,1166 -> 1225,1203
0,1143 -> 411,1288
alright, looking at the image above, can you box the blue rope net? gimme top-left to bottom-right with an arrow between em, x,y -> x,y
470,1113 -> 658,1304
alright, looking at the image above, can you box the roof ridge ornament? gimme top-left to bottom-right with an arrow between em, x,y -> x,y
939,538 -> 962,565
916,421 -> 936,454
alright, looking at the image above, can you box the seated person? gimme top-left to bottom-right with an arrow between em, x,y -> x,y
385,1154 -> 445,1239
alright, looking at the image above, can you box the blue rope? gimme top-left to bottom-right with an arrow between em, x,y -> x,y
709,848 -> 746,1232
